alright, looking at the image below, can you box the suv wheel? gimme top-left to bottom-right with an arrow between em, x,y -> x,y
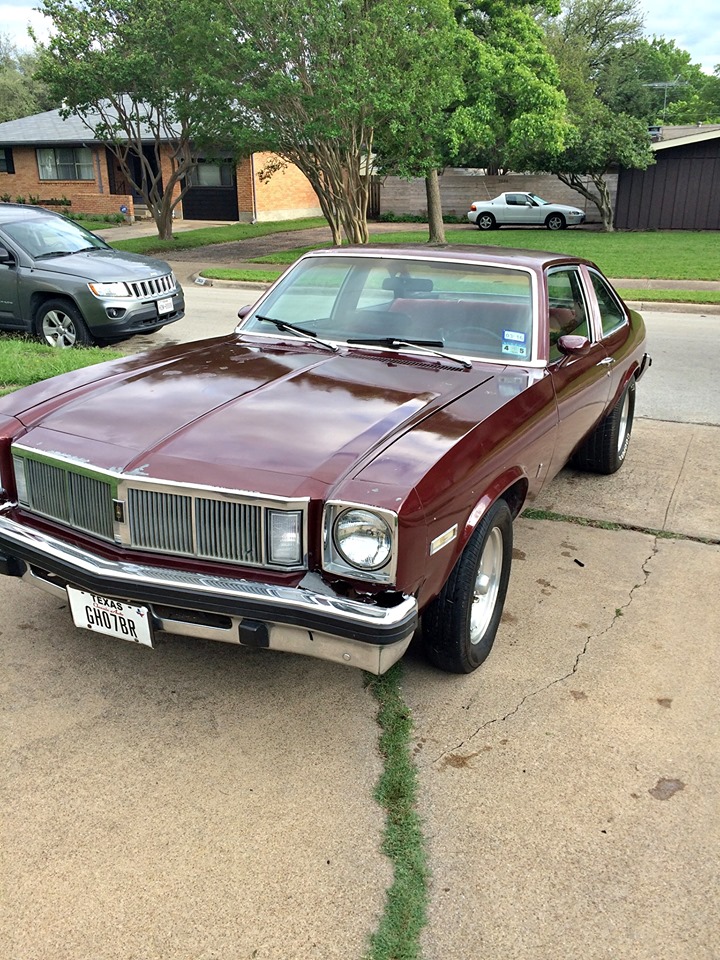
35,299 -> 93,348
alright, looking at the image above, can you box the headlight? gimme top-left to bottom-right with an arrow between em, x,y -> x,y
333,508 -> 392,570
87,281 -> 131,298
267,509 -> 303,565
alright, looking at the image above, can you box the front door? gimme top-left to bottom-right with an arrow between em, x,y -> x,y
546,266 -> 612,476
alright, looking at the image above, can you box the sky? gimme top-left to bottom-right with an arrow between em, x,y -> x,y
1,0 -> 718,74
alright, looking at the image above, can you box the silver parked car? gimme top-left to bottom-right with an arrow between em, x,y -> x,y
0,204 -> 184,346
468,192 -> 586,231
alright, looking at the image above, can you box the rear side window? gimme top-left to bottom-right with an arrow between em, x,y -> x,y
588,270 -> 627,337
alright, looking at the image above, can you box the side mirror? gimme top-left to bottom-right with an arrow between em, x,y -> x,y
0,245 -> 14,265
237,304 -> 253,320
556,334 -> 591,357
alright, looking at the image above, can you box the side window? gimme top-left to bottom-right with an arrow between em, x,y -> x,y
589,271 -> 627,337
0,148 -> 15,175
546,267 -> 590,361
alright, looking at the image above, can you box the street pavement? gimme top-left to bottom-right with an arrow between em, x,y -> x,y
1,239 -> 718,959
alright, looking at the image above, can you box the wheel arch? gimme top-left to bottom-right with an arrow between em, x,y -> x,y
30,290 -> 82,322
461,469 -> 528,548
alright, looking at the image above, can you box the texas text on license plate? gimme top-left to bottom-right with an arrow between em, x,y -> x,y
156,296 -> 174,315
67,587 -> 153,648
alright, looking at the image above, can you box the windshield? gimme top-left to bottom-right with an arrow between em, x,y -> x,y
2,216 -> 110,259
527,193 -> 549,205
240,255 -> 535,364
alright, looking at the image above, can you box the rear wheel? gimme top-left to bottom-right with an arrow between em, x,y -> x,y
35,299 -> 93,347
573,379 -> 636,474
476,213 -> 496,231
422,499 -> 513,673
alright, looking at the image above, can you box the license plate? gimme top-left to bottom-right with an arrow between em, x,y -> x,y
157,297 -> 174,316
67,587 -> 153,648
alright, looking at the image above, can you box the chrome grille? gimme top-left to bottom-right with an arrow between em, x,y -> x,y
127,488 -> 193,554
196,498 -> 263,563
13,450 -> 305,569
17,456 -> 114,539
127,274 -> 175,299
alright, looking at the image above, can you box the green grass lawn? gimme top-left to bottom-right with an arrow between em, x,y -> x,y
111,217 -> 328,256
0,339 -> 123,396
245,228 -> 719,282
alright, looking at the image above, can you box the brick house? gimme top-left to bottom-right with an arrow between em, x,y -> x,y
0,107 -> 322,222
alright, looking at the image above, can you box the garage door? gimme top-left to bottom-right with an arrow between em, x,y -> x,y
182,160 -> 239,220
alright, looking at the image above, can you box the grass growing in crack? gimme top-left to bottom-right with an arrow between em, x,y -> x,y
521,508 -> 718,545
364,664 -> 428,960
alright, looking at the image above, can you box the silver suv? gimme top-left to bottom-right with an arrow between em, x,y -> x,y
0,204 -> 184,346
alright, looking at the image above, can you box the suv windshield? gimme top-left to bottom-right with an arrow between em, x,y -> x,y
2,216 -> 110,259
241,255 -> 535,364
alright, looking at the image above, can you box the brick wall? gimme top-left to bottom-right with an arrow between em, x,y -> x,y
242,152 -> 322,222
0,145 -> 135,219
380,170 -> 618,224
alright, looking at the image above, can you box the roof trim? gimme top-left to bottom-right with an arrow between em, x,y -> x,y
653,128 -> 720,151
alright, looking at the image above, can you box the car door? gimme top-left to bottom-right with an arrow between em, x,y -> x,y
503,193 -> 531,224
0,239 -> 22,329
545,265 -> 612,476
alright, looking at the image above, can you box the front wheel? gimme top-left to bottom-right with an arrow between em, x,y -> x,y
546,213 -> 566,231
35,299 -> 93,347
422,499 -> 513,673
573,379 -> 636,474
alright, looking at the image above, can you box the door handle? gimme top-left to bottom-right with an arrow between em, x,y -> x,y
598,357 -> 615,365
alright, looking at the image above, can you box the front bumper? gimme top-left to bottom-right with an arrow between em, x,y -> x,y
81,288 -> 185,339
0,515 -> 418,674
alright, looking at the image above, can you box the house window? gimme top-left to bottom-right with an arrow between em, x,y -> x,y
191,159 -> 234,187
0,148 -> 15,174
36,147 -> 94,181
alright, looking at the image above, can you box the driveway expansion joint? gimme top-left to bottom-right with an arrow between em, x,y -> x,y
433,539 -> 659,766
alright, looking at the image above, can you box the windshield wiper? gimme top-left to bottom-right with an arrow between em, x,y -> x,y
254,315 -> 337,352
34,250 -> 74,260
346,337 -> 472,370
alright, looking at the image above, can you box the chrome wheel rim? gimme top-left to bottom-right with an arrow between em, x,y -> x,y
470,527 -> 503,644
478,215 -> 493,229
42,310 -> 78,347
617,390 -> 631,454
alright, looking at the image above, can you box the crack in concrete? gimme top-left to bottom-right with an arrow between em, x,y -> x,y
434,538 -> 660,766
663,426 -> 695,531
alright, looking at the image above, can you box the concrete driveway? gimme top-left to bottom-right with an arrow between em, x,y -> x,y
1,289 -> 718,958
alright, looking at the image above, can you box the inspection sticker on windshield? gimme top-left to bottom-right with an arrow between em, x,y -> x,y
502,330 -> 527,357
67,587 -> 153,647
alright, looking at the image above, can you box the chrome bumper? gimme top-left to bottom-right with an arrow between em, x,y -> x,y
0,514 -> 418,674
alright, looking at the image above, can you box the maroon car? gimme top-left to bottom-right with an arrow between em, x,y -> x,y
0,247 -> 650,674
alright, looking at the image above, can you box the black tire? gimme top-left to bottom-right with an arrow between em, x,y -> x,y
422,499 -> 513,674
573,379 -> 636,474
546,213 -> 566,231
476,212 -> 496,231
35,299 -> 93,347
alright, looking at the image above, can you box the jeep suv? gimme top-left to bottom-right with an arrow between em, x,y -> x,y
0,204 -> 184,347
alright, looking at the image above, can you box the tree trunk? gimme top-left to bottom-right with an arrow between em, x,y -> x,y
556,172 -> 615,232
425,169 -> 446,245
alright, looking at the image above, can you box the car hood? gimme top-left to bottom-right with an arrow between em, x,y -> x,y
33,248 -> 173,282
10,336 -> 519,500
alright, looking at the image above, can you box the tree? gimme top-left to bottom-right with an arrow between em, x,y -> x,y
34,0 -> 228,239
527,0 -> 654,229
216,0 -> 464,245
0,35 -> 57,122
373,1 -> 568,245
